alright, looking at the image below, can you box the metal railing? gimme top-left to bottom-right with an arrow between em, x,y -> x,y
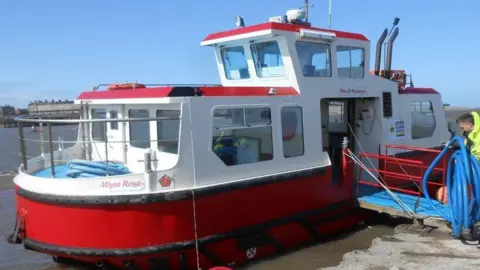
92,83 -> 221,91
15,116 -> 181,177
357,145 -> 449,197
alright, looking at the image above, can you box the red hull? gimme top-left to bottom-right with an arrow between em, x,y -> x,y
12,165 -> 365,269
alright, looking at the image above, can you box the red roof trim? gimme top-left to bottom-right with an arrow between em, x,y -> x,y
202,22 -> 369,42
399,88 -> 439,94
76,86 -> 299,100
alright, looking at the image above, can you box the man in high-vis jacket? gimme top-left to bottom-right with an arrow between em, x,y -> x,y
456,111 -> 480,161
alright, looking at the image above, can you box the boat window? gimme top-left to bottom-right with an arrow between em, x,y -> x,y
410,101 -> 436,139
91,108 -> 106,141
156,110 -> 180,154
221,46 -> 250,80
251,41 -> 285,78
328,101 -> 347,133
336,46 -> 365,78
129,109 -> 150,149
109,110 -> 118,130
281,106 -> 304,158
212,107 -> 273,166
295,41 -> 331,77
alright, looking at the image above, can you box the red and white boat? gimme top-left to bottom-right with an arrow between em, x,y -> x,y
7,6 -> 451,270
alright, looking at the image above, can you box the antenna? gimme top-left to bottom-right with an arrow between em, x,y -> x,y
301,0 -> 314,22
328,0 -> 332,28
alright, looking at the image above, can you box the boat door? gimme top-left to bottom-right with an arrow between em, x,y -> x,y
321,99 -> 355,183
106,106 -> 126,163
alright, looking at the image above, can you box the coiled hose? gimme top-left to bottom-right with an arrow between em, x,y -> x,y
422,136 -> 480,238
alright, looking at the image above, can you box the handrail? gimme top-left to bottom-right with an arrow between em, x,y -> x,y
92,83 -> 221,91
15,116 -> 179,124
385,144 -> 442,153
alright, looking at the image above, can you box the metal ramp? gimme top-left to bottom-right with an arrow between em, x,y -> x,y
358,190 -> 450,219
353,144 -> 451,220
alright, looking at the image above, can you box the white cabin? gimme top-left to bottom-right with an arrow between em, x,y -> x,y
18,14 -> 450,196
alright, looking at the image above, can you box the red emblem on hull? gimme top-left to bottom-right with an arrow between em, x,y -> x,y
158,174 -> 172,187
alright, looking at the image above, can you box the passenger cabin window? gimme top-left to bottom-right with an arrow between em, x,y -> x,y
336,46 -> 365,78
281,106 -> 305,158
221,46 -> 250,80
157,110 -> 180,154
109,110 -> 118,130
410,101 -> 436,139
295,41 -> 331,77
251,41 -> 285,77
129,109 -> 150,148
91,108 -> 106,141
212,107 -> 273,166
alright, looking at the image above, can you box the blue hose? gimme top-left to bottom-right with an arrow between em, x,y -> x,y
422,135 -> 480,237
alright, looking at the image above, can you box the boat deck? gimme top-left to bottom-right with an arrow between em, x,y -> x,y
358,190 -> 449,219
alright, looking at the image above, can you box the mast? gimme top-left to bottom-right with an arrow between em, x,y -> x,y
304,0 -> 309,22
328,0 -> 332,28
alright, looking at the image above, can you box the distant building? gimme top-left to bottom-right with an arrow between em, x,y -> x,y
28,99 -> 81,116
0,106 -> 3,118
1,105 -> 16,116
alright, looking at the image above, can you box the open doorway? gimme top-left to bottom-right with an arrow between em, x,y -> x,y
321,99 -> 356,183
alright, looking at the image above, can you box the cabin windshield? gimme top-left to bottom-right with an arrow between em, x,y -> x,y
251,40 -> 285,77
295,41 -> 331,77
221,46 -> 250,80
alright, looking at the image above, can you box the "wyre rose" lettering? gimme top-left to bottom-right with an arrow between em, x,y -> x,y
100,180 -> 145,190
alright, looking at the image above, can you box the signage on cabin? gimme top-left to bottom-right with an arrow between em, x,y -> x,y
100,179 -> 145,192
388,119 -> 406,141
339,88 -> 367,96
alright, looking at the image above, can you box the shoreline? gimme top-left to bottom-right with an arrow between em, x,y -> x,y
325,219 -> 480,270
0,173 -> 15,191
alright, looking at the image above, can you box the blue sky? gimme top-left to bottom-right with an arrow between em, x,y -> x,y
1,0 -> 479,108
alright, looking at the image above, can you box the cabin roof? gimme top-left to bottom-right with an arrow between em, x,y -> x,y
201,22 -> 369,45
76,86 -> 299,100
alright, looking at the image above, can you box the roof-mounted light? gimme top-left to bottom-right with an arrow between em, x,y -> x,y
299,29 -> 336,42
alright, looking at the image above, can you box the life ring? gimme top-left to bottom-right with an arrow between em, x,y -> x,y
107,83 -> 146,90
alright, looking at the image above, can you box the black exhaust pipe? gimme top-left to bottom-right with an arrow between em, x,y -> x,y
374,28 -> 388,76
384,27 -> 399,80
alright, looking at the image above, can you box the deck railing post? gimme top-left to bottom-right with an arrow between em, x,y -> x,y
80,101 -> 87,159
39,121 -> 45,157
48,123 -> 56,177
144,150 -> 152,173
17,122 -> 27,171
104,121 -> 109,176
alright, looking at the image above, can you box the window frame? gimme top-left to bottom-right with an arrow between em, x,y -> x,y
336,45 -> 365,79
156,109 -> 181,154
220,45 -> 250,80
295,41 -> 332,78
250,40 -> 286,78
211,105 -> 274,166
280,105 -> 305,158
91,108 -> 106,142
410,101 -> 437,140
109,110 -> 118,130
128,108 -> 151,149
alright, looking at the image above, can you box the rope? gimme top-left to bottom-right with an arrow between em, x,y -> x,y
190,190 -> 201,270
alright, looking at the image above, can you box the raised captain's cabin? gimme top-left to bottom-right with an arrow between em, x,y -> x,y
20,10 -> 450,194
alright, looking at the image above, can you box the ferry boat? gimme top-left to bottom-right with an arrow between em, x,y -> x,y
7,7 -> 453,270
